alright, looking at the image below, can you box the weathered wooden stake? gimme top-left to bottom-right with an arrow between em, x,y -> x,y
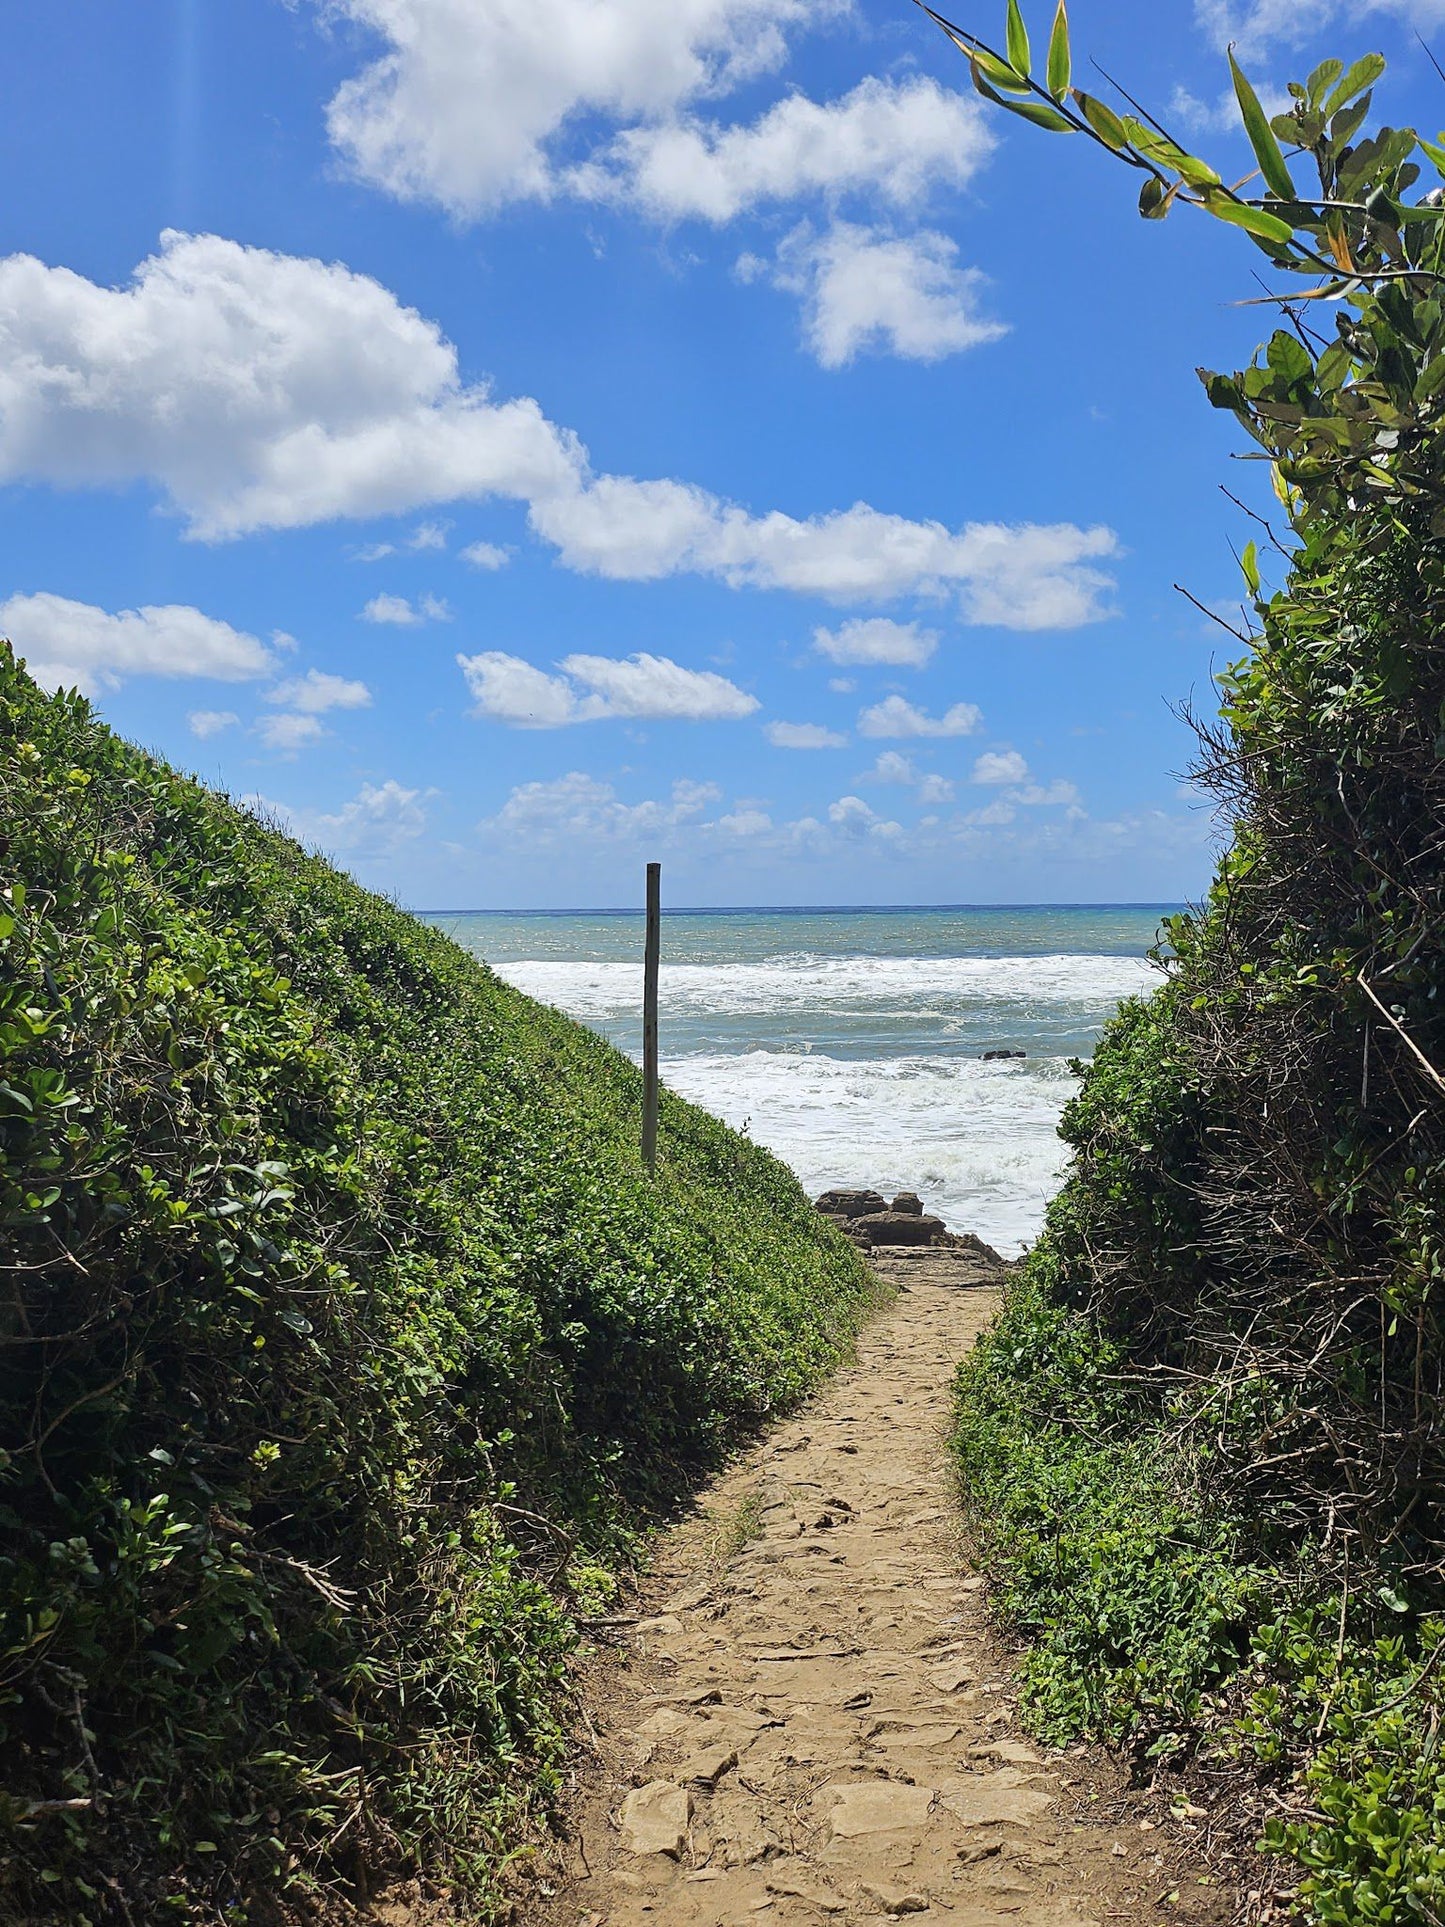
642,861 -> 661,1171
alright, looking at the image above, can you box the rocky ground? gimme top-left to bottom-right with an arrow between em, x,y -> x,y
529,1244 -> 1232,1927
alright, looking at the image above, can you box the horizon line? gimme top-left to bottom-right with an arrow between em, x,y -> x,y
421,900 -> 1187,917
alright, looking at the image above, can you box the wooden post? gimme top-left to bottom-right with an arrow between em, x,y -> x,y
642,861 -> 661,1172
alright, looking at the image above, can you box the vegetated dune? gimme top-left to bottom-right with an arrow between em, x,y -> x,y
0,646 -> 878,1925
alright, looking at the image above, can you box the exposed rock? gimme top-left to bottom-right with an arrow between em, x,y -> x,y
680,1744 -> 738,1786
861,1882 -> 931,1914
815,1188 -> 889,1220
853,1211 -> 949,1248
981,1049 -> 1027,1061
891,1191 -> 924,1216
940,1770 -> 1055,1830
826,1780 -> 936,1838
619,1780 -> 692,1856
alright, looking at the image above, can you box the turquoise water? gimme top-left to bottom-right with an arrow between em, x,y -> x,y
437,904 -> 1174,1253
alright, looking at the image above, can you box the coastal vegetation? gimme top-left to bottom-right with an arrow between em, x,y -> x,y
930,6 -> 1445,1919
0,649 -> 877,1924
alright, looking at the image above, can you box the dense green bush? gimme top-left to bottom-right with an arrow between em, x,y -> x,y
0,649 -> 876,1924
930,7 -> 1445,1918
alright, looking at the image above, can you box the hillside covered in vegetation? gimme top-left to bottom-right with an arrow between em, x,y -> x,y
929,8 -> 1445,1921
0,648 -> 877,1924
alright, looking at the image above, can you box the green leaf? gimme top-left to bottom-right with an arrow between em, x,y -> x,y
1046,0 -> 1070,100
999,93 -> 1076,132
1173,150 -> 1222,189
1205,193 -> 1296,244
1419,134 -> 1445,175
1139,175 -> 1167,219
1230,48 -> 1296,200
1006,0 -> 1031,78
1306,57 -> 1343,107
1073,89 -> 1129,152
964,41 -> 1032,95
1266,329 -> 1313,388
1322,52 -> 1386,120
1240,540 -> 1261,596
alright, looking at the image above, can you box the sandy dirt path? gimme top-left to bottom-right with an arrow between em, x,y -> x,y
535,1249 -> 1227,1927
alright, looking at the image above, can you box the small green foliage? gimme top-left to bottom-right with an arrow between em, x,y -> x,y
0,650 -> 878,1923
926,11 -> 1445,1920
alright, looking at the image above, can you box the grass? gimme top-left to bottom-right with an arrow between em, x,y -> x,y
0,647 -> 881,1924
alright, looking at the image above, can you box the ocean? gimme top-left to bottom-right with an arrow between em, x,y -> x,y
436,905 -> 1172,1257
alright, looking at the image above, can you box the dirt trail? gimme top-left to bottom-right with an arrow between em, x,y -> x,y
536,1249 -> 1226,1927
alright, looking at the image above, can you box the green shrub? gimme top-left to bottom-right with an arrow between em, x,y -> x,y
0,649 -> 877,1923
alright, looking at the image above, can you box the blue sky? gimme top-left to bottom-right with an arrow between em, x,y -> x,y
5,0 -> 1444,909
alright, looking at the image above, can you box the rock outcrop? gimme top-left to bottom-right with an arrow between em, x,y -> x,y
814,1189 -> 1011,1266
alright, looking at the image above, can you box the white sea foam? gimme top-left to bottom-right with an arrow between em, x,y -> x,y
662,1050 -> 1076,1258
488,947 -> 1158,1257
493,952 -> 1157,1019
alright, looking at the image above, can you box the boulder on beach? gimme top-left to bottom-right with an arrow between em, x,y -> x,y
891,1192 -> 924,1216
851,1210 -> 948,1248
814,1188 -> 889,1220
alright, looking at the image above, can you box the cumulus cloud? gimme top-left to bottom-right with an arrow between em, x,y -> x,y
1194,0 -> 1445,56
460,539 -> 510,569
857,694 -> 983,739
480,771 -> 723,842
255,711 -> 327,753
0,590 -> 274,695
323,0 -> 816,214
458,649 -> 758,726
268,668 -> 373,713
188,709 -> 238,739
971,748 -> 1029,785
0,230 -> 577,540
354,519 -> 451,561
827,793 -> 903,839
769,222 -> 1007,369
765,720 -> 848,748
316,778 -> 430,854
532,481 -> 1117,625
0,232 -> 1117,626
864,748 -> 956,802
570,76 -> 991,221
360,591 -> 451,623
813,615 -> 937,667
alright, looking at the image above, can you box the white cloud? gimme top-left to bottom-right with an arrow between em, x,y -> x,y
1194,0 -> 1445,57
354,519 -> 450,560
362,592 -> 420,624
827,793 -> 903,839
461,539 -> 510,569
323,0 -> 816,215
361,591 -> 451,624
857,694 -> 983,739
972,748 -> 1029,785
316,778 -> 430,855
533,481 -> 1117,625
255,711 -> 327,753
559,650 -> 758,719
0,590 -> 273,695
765,719 -> 848,748
480,770 -> 723,842
864,748 -> 955,802
188,709 -> 239,739
0,230 -> 578,540
828,676 -> 854,693
0,232 -> 1117,626
458,648 -> 758,726
813,615 -> 937,667
268,668 -> 373,713
771,221 -> 1007,369
570,76 -> 991,222
718,806 -> 774,835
